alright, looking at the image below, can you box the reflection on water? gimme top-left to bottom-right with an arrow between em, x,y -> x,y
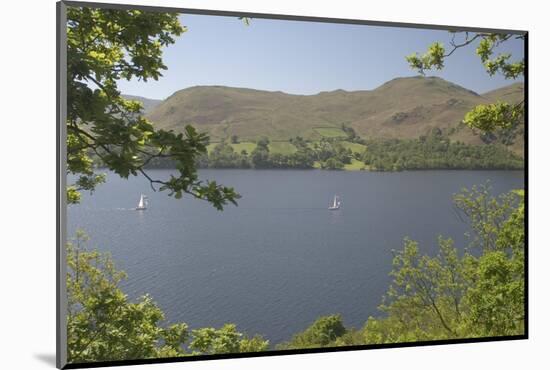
329,209 -> 343,224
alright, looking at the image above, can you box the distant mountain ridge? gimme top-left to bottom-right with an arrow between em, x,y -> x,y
126,76 -> 524,155
122,95 -> 162,114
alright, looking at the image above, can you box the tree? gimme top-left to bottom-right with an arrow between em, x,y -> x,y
359,135 -> 522,171
66,231 -> 268,363
341,123 -> 365,144
313,139 -> 336,162
208,141 -> 250,168
459,189 -> 525,336
189,324 -> 269,354
406,32 -> 525,135
289,136 -> 307,149
209,142 -> 231,168
453,183 -> 520,251
361,186 -> 524,344
251,137 -> 270,168
371,237 -> 469,341
321,157 -> 345,170
277,315 -> 347,349
256,137 -> 270,150
66,231 -> 188,362
66,7 -> 239,209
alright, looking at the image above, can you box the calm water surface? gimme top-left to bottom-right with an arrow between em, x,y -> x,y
68,169 -> 523,345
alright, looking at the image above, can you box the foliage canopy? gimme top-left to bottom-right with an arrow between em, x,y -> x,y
66,231 -> 268,363
406,32 -> 525,136
66,7 -> 239,209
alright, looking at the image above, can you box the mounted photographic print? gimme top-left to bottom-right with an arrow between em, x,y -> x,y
56,1 -> 527,368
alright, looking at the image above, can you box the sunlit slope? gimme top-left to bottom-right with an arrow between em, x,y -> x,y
144,76 -> 524,151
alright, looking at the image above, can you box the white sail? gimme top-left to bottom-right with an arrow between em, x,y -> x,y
137,194 -> 147,210
329,195 -> 341,210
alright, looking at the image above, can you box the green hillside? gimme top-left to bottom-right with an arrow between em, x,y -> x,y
144,77 -> 524,155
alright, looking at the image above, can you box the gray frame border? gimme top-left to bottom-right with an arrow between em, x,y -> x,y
57,1 -> 68,368
56,1 -> 528,369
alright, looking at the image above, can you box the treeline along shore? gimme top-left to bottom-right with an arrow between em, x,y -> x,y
137,126 -> 523,171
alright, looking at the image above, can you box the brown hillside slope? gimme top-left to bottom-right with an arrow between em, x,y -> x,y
145,76 -> 524,151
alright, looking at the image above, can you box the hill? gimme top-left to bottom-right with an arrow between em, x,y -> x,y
140,76 -> 523,153
482,82 -> 524,103
122,95 -> 162,114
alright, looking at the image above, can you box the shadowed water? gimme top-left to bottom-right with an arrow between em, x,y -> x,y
68,169 -> 523,345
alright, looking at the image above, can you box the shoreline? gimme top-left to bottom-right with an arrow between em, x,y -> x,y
133,166 -> 525,172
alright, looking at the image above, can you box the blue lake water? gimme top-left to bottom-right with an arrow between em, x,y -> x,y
68,169 -> 524,345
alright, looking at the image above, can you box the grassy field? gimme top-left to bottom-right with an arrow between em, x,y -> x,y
207,142 -> 257,154
343,159 -> 366,171
312,159 -> 366,170
269,141 -> 298,155
208,141 -> 298,155
313,127 -> 347,138
231,142 -> 257,154
340,141 -> 367,154
206,143 -> 216,154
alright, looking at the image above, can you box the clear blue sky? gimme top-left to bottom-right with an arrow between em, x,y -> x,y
118,13 -> 524,100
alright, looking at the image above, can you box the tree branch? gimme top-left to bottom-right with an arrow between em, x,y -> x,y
445,33 -> 483,58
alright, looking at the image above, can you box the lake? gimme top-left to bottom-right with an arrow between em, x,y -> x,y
68,169 -> 524,346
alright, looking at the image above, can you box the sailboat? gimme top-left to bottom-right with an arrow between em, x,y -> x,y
136,194 -> 148,210
328,195 -> 341,210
